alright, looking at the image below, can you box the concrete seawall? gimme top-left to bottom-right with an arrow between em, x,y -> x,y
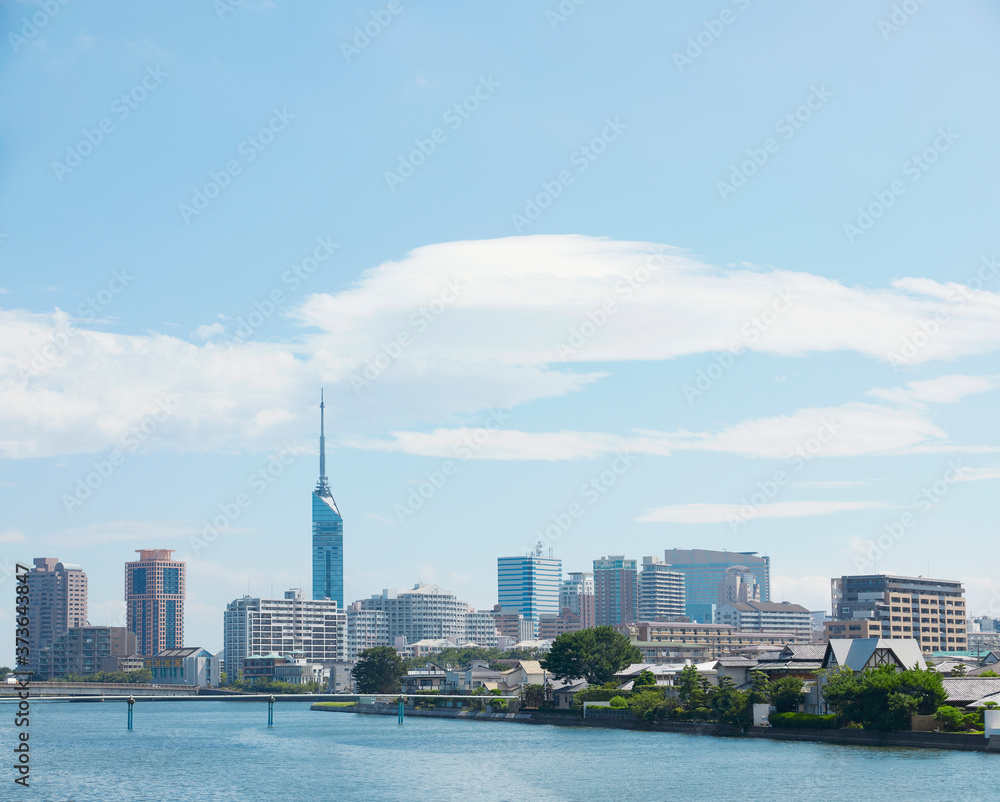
312,704 -> 997,753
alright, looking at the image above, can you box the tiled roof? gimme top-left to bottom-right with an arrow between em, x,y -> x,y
941,677 -> 1000,704
716,657 -> 758,667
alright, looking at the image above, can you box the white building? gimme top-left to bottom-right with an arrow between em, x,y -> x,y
346,602 -> 389,661
716,600 -> 811,640
144,647 -> 220,688
559,572 -> 595,629
360,583 -> 497,646
223,588 -> 346,679
638,557 -> 685,620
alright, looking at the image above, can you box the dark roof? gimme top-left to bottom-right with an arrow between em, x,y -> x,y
758,644 -> 827,663
152,647 -> 208,658
716,657 -> 758,667
941,677 -> 1000,704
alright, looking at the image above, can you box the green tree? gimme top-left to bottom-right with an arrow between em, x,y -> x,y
608,695 -> 628,709
521,683 -> 545,708
632,669 -> 657,689
770,676 -> 806,714
540,627 -> 643,686
352,646 -> 405,694
628,688 -> 667,721
950,663 -> 968,677
747,670 -> 771,705
676,665 -> 704,708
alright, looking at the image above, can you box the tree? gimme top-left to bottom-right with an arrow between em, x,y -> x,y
950,663 -> 968,677
676,665 -> 706,709
352,647 -> 405,694
822,665 -> 946,731
541,627 -> 643,686
632,669 -> 657,689
770,676 -> 806,714
747,670 -> 771,705
521,684 -> 545,708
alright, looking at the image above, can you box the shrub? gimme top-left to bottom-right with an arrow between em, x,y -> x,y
768,712 -> 838,730
693,706 -> 711,721
609,696 -> 628,709
628,688 -> 666,721
935,705 -> 977,732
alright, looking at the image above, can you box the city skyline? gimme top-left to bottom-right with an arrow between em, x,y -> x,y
3,1 -> 1000,666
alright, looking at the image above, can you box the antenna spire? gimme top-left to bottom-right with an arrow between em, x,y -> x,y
315,388 -> 332,497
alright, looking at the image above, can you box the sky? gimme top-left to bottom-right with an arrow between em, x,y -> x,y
1,0 -> 999,665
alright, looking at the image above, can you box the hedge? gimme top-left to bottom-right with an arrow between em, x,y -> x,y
769,712 -> 838,730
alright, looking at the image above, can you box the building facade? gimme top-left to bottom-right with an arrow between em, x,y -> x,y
538,609 -> 585,640
497,546 -> 562,632
490,605 -> 536,643
125,549 -> 185,657
559,571 -> 595,629
824,619 -> 884,641
360,585 -> 468,643
831,575 -> 968,653
719,566 -> 761,605
716,601 -> 812,640
144,647 -> 219,688
594,556 -> 638,627
26,558 -> 88,676
638,557 -> 685,620
345,602 -> 389,661
662,549 -> 771,606
223,588 -> 346,679
620,621 -> 797,662
312,391 -> 344,607
36,626 -> 136,680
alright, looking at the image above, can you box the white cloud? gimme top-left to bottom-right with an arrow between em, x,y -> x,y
636,500 -> 893,524
794,480 -> 873,489
0,529 -> 26,543
43,520 -> 201,547
191,322 -> 225,341
770,575 -> 832,611
868,374 -> 1000,406
952,465 -> 1000,483
2,236 -> 1000,459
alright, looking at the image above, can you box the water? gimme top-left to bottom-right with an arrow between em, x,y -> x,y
3,701 -> 995,801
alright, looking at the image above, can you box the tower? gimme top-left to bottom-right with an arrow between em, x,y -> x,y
125,549 -> 185,656
312,389 -> 344,607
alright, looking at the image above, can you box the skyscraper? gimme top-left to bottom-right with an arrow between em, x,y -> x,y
497,544 -> 562,631
593,555 -> 638,627
125,549 -> 185,656
559,571 -> 595,628
312,389 -> 344,607
26,558 -> 88,675
661,549 -> 771,609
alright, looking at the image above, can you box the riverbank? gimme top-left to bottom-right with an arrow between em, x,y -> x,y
312,703 -> 1000,753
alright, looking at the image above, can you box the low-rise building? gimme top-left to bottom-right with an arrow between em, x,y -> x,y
538,608 -> 585,640
144,647 -> 219,688
401,665 -> 448,694
716,601 -> 812,640
820,637 -> 926,673
445,660 -> 502,693
36,626 -> 137,680
242,653 -> 327,685
619,621 -> 799,662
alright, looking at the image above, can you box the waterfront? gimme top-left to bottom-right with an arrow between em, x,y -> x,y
3,701 -> 995,800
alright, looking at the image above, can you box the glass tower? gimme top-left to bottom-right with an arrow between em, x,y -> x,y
311,390 -> 343,607
497,544 -> 562,626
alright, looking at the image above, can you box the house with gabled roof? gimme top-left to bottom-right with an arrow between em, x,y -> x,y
821,638 -> 926,673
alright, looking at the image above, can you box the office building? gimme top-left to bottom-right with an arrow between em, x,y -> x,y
716,601 -> 812,640
125,549 -> 185,657
144,647 -> 219,688
662,549 -> 771,606
35,626 -> 135,681
559,571 -> 595,629
638,556 -> 685,620
26,558 -> 88,675
312,390 -> 344,607
831,574 -> 967,653
594,556 -> 638,627
223,588 -> 346,679
497,545 -> 562,633
538,609 -> 586,640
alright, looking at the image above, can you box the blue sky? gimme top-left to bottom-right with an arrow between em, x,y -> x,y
2,0 -> 999,664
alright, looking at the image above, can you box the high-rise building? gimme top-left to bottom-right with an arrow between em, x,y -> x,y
559,571 -> 595,629
831,574 -> 967,653
125,549 -> 185,657
223,588 -> 347,679
312,390 -> 344,607
719,566 -> 761,606
345,602 -> 389,662
26,558 -> 88,675
490,605 -> 536,643
661,549 -> 771,610
497,545 -> 562,632
638,557 -> 685,620
360,584 -> 482,644
593,556 -> 638,627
